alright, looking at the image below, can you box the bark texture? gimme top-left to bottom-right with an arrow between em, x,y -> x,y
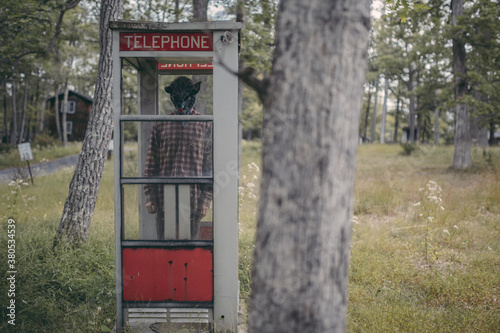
248,1 -> 370,332
55,0 -> 123,243
451,0 -> 472,169
192,0 -> 208,22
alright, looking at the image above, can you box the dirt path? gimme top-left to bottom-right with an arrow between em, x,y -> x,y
0,154 -> 79,184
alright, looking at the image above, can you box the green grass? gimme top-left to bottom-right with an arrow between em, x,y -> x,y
0,142 -> 82,170
348,144 -> 500,332
0,158 -> 115,332
0,142 -> 498,332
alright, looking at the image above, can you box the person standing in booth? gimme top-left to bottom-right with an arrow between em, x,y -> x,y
144,76 -> 212,240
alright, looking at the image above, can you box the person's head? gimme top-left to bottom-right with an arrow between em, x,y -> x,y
164,76 -> 201,115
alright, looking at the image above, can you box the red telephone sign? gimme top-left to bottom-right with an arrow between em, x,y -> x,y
120,33 -> 213,52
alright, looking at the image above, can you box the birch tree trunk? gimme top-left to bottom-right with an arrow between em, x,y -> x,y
54,0 -> 123,244
248,1 -> 370,332
451,0 -> 472,169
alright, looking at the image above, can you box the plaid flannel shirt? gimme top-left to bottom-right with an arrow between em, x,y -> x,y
144,110 -> 213,212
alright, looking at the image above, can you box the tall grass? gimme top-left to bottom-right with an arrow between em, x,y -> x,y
0,160 -> 116,332
0,142 -> 498,332
349,144 -> 500,332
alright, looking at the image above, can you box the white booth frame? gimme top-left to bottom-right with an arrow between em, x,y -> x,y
111,21 -> 242,332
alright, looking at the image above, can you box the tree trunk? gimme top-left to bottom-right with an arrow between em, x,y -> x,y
380,78 -> 388,144
3,82 -> 8,143
394,97 -> 400,142
363,84 -> 372,142
11,81 -> 17,147
191,0 -> 209,114
451,0 -> 472,169
62,78 -> 69,147
489,122 -> 495,145
54,0 -> 123,244
471,90 -> 489,148
18,76 -> 29,144
54,83 -> 62,142
192,0 -> 208,21
248,1 -> 370,332
39,80 -> 50,134
370,80 -> 379,142
408,79 -> 416,143
434,104 -> 439,145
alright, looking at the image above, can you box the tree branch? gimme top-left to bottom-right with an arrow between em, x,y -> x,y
48,0 -> 82,52
216,58 -> 269,103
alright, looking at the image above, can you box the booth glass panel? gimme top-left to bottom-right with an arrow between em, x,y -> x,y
122,184 -> 213,241
121,63 -> 138,115
121,121 -> 213,179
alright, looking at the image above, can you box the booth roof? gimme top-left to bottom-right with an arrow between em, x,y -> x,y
109,20 -> 243,32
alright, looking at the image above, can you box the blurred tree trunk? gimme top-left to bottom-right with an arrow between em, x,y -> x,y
18,77 -> 29,144
54,83 -> 62,142
191,0 -> 209,113
451,0 -> 472,169
370,80 -> 378,142
380,78 -> 388,143
11,81 -> 17,147
61,78 -> 69,147
54,0 -> 123,244
394,97 -> 400,142
363,84 -> 372,142
434,103 -> 439,145
3,82 -> 7,143
248,1 -> 370,332
39,81 -> 50,134
471,90 -> 489,148
192,0 -> 208,21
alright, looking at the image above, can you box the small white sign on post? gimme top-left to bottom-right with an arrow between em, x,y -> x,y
18,143 -> 33,161
18,142 -> 34,185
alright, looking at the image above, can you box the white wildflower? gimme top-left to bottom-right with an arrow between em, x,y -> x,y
443,229 -> 450,236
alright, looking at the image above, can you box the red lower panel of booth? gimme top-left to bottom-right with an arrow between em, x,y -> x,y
122,247 -> 213,302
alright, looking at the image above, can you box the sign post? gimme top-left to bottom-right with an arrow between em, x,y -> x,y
18,143 -> 34,185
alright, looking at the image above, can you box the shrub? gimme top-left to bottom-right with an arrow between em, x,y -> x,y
33,133 -> 58,150
0,143 -> 11,154
399,142 -> 419,156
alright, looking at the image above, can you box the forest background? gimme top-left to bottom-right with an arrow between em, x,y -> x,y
0,0 -> 498,151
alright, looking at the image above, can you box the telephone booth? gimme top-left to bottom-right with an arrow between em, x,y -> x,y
110,21 -> 242,332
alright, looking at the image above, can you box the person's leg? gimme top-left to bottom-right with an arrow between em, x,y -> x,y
156,210 -> 164,240
191,210 -> 202,240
